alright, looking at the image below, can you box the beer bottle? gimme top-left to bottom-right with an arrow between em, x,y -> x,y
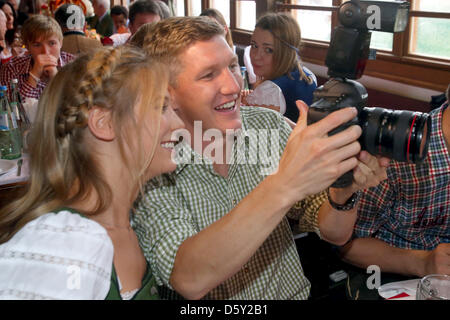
240,66 -> 249,90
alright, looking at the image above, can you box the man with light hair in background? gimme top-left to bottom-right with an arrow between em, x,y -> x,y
88,0 -> 113,37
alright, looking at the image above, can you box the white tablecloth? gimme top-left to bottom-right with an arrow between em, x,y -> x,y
0,154 -> 29,187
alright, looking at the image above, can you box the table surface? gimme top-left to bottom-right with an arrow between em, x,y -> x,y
0,154 -> 29,188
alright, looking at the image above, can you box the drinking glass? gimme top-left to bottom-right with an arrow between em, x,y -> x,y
416,274 -> 450,300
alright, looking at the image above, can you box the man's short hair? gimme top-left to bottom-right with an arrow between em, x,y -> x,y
54,4 -> 85,30
111,5 -> 128,19
138,16 -> 225,86
129,0 -> 162,24
21,14 -> 63,46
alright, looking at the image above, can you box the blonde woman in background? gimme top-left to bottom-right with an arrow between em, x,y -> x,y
0,46 -> 184,300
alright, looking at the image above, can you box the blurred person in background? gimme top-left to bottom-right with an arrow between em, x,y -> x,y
89,0 -> 114,37
200,8 -> 234,52
155,0 -> 171,19
110,5 -> 129,34
7,0 -> 27,26
110,0 -> 164,47
54,4 -> 102,56
0,14 -> 74,100
0,9 -> 10,63
0,0 -> 22,63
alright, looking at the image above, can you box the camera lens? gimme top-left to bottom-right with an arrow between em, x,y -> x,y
359,107 -> 431,163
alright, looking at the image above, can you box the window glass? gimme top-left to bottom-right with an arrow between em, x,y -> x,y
413,0 -> 450,14
173,0 -> 185,16
236,0 -> 256,31
369,31 -> 393,51
210,0 -> 230,25
409,17 -> 450,60
294,10 -> 332,42
291,0 -> 332,41
293,0 -> 332,6
188,0 -> 202,16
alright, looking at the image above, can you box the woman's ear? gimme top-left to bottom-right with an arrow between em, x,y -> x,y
87,107 -> 115,141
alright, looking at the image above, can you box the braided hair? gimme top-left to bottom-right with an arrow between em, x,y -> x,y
0,46 -> 169,243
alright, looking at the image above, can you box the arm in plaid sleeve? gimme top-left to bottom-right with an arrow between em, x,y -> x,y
289,191 -> 327,236
340,174 -> 450,277
0,55 -> 47,100
132,177 -> 197,290
339,104 -> 450,277
19,75 -> 47,99
278,111 -> 335,238
0,60 -> 17,99
19,52 -> 75,99
353,175 -> 397,239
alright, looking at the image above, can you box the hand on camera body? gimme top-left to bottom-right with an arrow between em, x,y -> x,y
329,150 -> 390,205
277,100 -> 389,206
276,100 -> 361,204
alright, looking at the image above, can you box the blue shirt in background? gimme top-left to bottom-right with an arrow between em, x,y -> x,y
272,67 -> 317,122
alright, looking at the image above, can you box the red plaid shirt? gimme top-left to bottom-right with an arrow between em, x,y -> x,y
354,103 -> 450,250
0,51 -> 74,100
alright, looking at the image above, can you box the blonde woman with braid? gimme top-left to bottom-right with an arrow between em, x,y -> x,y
0,46 -> 184,300
247,12 -> 317,122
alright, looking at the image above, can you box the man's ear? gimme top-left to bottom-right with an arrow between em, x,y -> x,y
88,107 -> 115,141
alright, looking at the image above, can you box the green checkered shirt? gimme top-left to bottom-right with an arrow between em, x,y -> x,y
133,106 -> 325,300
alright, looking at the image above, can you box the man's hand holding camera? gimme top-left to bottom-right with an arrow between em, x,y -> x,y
277,100 -> 389,205
329,150 -> 390,206
275,100 -> 389,245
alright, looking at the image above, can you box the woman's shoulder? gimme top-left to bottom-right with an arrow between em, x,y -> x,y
0,209 -> 114,300
10,208 -> 110,241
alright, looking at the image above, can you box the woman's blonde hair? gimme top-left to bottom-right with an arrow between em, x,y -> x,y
200,8 -> 234,49
255,12 -> 313,84
0,46 -> 169,243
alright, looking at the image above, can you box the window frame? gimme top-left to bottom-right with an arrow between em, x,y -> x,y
229,0 -> 450,92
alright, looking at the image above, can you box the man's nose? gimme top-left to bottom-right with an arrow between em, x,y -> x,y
41,44 -> 50,54
220,68 -> 241,96
252,47 -> 263,60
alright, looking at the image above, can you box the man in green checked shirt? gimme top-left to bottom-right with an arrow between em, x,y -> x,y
132,16 -> 390,300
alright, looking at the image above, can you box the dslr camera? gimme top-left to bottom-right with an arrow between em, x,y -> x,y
308,0 -> 431,187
